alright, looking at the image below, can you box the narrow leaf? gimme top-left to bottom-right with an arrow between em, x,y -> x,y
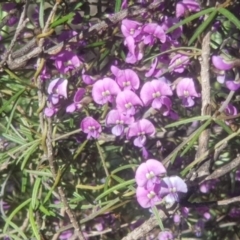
165,115 -> 211,128
50,12 -> 75,28
29,205 -> 41,240
96,179 -> 135,200
188,9 -> 218,45
167,7 -> 215,34
218,8 -> 240,29
31,177 -> 42,210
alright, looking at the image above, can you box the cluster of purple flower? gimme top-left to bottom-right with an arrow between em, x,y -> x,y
135,159 -> 187,208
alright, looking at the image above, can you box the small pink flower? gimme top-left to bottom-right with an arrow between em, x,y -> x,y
81,117 -> 102,139
92,78 -> 121,105
135,159 -> 166,188
176,78 -> 199,107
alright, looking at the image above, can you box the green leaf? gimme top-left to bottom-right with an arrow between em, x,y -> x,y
3,198 -> 31,233
165,115 -> 211,128
3,221 -> 27,240
50,12 -> 75,28
111,164 -> 138,174
85,41 -> 106,48
5,97 -> 21,133
39,0 -> 45,29
29,205 -> 41,240
96,179 -> 135,200
0,88 -> 25,114
181,118 -> 212,157
218,8 -> 240,29
31,177 -> 42,210
188,9 -> 218,46
2,133 -> 26,145
152,205 -> 164,231
20,141 -> 39,168
39,204 -> 55,216
115,0 -> 122,12
214,119 -> 233,134
81,198 -> 120,223
166,7 -> 215,34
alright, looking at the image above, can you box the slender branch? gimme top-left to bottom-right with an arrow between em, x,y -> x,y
0,1 -> 29,66
194,31 -> 212,179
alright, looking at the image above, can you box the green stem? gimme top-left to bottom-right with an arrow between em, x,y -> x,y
152,205 -> 164,231
96,141 -> 110,177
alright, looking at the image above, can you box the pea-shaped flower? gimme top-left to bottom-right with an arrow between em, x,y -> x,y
135,159 -> 166,189
81,116 -> 102,139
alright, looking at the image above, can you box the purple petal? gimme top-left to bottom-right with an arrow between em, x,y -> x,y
140,82 -> 155,106
143,23 -> 166,43
176,78 -> 199,98
82,74 -> 95,85
112,125 -> 124,136
134,135 -> 146,148
121,19 -> 142,38
116,90 -> 143,115
74,88 -> 85,103
92,78 -> 121,105
176,2 -> 187,18
182,97 -> 195,107
212,55 -> 234,70
66,103 -> 76,113
127,119 -> 156,139
225,80 -> 240,91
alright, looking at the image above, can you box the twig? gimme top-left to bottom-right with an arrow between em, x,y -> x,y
218,90 -> 235,113
33,2 -> 85,239
194,31 -> 211,178
218,196 -> 240,205
0,1 -> 29,65
121,210 -> 167,240
202,155 -> 240,183
5,0 -> 163,70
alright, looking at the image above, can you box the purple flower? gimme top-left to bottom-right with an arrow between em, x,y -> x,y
121,19 -> 143,40
59,230 -> 73,240
194,219 -> 204,237
111,65 -> 140,90
158,231 -> 174,240
3,3 -> 18,26
92,78 -> 121,105
212,55 -> 234,70
197,207 -> 211,220
145,58 -> 162,78
140,78 -> 173,115
116,90 -> 143,116
142,23 -> 166,45
66,88 -> 85,113
44,104 -> 58,118
173,213 -> 181,224
199,179 -> 219,193
169,54 -> 189,73
105,110 -> 134,136
161,16 -> 182,39
124,36 -> 144,64
127,119 -> 155,147
176,0 -> 201,18
229,207 -> 240,218
81,117 -> 102,139
135,159 -> 166,189
160,176 -> 188,203
225,80 -> 240,91
216,72 -> 240,91
47,78 -> 68,105
136,184 -> 162,208
53,50 -> 83,74
176,78 -> 199,107
82,74 -> 96,85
